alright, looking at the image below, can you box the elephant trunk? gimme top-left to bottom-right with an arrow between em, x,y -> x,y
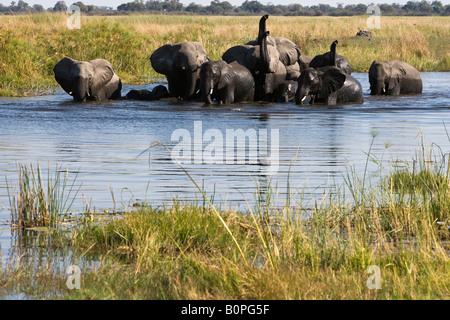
330,40 -> 338,67
295,88 -> 308,105
200,70 -> 214,104
72,76 -> 89,102
260,31 -> 270,74
370,78 -> 384,95
184,68 -> 198,100
257,14 -> 268,45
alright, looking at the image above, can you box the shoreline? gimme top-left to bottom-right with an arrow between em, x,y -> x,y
0,14 -> 449,97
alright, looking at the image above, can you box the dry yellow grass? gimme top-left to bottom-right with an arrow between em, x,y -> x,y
0,14 -> 449,95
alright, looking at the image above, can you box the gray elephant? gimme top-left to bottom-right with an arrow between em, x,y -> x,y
150,42 -> 208,100
309,40 -> 352,75
222,16 -> 290,102
246,14 -> 301,80
53,57 -> 122,102
368,60 -> 422,95
295,67 -> 363,105
199,60 -> 255,105
126,85 -> 169,101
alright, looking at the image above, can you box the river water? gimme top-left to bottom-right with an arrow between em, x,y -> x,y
0,72 -> 449,261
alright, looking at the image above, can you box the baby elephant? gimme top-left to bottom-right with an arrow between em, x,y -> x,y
369,60 -> 422,95
54,57 -> 122,102
126,85 -> 169,100
199,60 -> 255,104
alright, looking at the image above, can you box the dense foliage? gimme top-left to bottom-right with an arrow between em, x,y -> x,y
1,0 -> 450,16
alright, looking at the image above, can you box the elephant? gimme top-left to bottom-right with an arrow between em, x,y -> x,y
222,15 -> 292,102
150,42 -> 208,100
368,60 -> 422,95
275,80 -> 298,103
295,66 -> 363,105
53,57 -> 122,102
246,14 -> 302,80
126,85 -> 169,100
199,60 -> 255,105
309,40 -> 352,75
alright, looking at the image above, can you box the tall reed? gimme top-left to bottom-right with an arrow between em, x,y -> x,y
7,163 -> 80,228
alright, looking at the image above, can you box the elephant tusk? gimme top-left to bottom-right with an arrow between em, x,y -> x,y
209,89 -> 213,95
301,96 -> 307,102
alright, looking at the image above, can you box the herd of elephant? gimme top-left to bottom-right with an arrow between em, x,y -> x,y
53,15 -> 423,105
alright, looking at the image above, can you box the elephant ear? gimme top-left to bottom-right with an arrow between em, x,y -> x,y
387,67 -> 406,91
53,57 -> 77,94
266,44 -> 281,73
274,37 -> 301,67
218,72 -> 232,90
150,44 -> 174,75
89,59 -> 114,94
318,67 -> 346,98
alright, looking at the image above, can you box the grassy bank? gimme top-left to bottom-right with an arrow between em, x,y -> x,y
1,140 -> 449,299
0,14 -> 449,96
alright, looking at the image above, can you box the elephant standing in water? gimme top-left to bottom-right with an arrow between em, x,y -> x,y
53,57 -> 122,102
222,15 -> 296,102
369,60 -> 422,95
309,40 -> 352,75
150,42 -> 208,100
199,60 -> 255,104
295,67 -> 363,105
126,85 -> 169,100
296,41 -> 363,105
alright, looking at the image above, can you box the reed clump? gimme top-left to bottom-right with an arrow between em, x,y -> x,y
0,14 -> 449,96
61,139 -> 449,300
6,163 -> 80,229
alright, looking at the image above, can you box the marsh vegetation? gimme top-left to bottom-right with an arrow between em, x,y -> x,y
0,14 -> 449,96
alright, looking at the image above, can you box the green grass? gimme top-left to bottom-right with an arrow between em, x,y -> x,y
1,138 -> 449,300
6,163 -> 80,229
0,14 -> 449,96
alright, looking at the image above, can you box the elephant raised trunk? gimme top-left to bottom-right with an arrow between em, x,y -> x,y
330,40 -> 338,67
257,14 -> 268,45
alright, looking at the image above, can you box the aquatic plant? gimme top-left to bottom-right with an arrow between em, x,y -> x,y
6,163 -> 80,229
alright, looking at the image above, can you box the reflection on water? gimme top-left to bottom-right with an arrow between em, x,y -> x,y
0,72 -> 449,259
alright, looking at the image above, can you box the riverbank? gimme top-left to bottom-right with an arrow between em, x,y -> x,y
0,14 -> 449,96
0,139 -> 449,299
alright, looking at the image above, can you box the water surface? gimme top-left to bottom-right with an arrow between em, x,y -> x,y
0,72 -> 449,259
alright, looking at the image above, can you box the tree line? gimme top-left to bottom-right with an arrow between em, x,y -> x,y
1,0 -> 450,16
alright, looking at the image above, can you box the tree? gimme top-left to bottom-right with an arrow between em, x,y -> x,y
33,4 -> 44,11
53,1 -> 68,11
240,0 -> 263,13
185,2 -> 203,13
117,0 -> 145,11
72,2 -> 88,12
146,0 -> 163,11
432,1 -> 444,14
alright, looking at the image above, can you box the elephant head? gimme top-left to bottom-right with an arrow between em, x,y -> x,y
369,60 -> 407,95
199,60 -> 226,104
53,57 -> 121,102
150,42 -> 208,100
295,67 -> 346,104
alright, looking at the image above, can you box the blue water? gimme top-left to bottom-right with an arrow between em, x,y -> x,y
0,72 -> 449,261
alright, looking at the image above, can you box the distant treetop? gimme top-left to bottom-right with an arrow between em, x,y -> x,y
0,0 -> 449,16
